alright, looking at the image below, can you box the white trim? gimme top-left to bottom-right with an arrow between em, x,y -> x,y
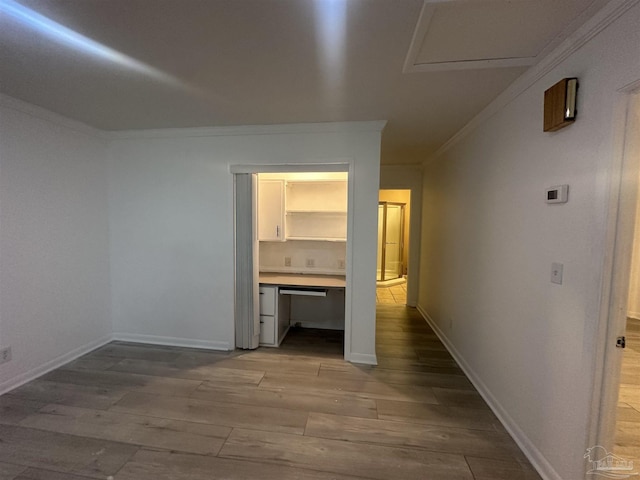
108,121 -> 387,140
627,312 -> 640,320
0,93 -> 107,141
112,333 -> 231,351
230,162 -> 350,174
416,305 -> 556,480
424,0 -> 640,165
402,0 -> 433,73
0,334 -> 113,396
260,267 -> 346,276
228,161 -> 359,364
408,57 -> 535,73
347,352 -> 378,365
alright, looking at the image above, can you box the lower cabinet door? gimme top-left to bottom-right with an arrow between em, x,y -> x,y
259,315 -> 276,345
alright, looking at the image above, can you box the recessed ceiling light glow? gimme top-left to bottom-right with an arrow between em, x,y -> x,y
314,0 -> 347,105
1,0 -> 179,86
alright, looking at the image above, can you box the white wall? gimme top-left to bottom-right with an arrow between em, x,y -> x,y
418,4 -> 640,480
0,96 -> 111,393
107,124 -> 382,362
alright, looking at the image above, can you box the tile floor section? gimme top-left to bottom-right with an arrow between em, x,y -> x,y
376,281 -> 407,305
0,305 -> 542,479
614,317 -> 640,462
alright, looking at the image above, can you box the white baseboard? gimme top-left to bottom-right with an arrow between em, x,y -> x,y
415,305 -> 560,480
0,334 -> 113,396
112,333 -> 232,351
348,352 -> 378,365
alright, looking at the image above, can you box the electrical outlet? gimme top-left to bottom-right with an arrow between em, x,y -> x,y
284,256 -> 291,267
551,262 -> 563,285
0,346 -> 12,365
306,258 -> 315,268
337,259 -> 345,269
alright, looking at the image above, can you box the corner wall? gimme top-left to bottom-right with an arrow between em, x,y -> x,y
418,3 -> 640,479
0,96 -> 112,393
107,124 -> 383,362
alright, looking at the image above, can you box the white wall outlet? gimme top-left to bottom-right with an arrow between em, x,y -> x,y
337,259 -> 345,269
284,256 -> 291,267
306,258 -> 315,268
0,346 -> 12,365
551,262 -> 563,285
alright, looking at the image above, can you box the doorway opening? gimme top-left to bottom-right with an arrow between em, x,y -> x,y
592,89 -> 640,468
376,189 -> 410,305
611,94 -> 640,461
377,202 -> 405,282
232,164 -> 353,360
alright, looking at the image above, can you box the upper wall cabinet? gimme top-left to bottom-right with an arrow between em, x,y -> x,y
258,180 -> 285,241
285,180 -> 347,241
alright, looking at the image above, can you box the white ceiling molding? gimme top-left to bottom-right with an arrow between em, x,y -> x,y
424,0 -> 640,165
0,93 -> 107,141
229,163 -> 351,174
107,121 -> 388,140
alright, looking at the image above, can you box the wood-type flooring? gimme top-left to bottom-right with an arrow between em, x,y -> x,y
0,305 -> 541,479
614,317 -> 640,461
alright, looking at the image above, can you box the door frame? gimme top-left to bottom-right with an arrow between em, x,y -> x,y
589,82 -> 640,455
378,201 -> 406,282
230,162 -> 354,360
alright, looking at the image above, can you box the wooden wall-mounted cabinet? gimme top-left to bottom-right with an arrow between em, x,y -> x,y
543,78 -> 578,132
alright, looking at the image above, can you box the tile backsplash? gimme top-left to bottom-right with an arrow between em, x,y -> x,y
259,240 -> 346,275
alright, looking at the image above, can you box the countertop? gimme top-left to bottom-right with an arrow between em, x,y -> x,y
258,272 -> 346,288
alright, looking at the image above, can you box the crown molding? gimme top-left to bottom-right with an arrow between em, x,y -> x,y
106,120 -> 388,140
424,0 -> 640,166
0,93 -> 108,141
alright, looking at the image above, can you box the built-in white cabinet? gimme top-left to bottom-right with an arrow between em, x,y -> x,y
285,180 -> 347,241
258,180 -> 285,241
258,285 -> 290,347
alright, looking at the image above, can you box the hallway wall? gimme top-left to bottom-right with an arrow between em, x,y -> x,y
418,3 -> 640,479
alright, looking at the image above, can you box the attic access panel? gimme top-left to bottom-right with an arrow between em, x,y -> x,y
405,0 -> 594,71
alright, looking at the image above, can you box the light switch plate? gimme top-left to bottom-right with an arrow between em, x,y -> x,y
551,262 -> 563,285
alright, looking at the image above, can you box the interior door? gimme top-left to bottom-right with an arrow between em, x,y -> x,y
234,173 -> 260,349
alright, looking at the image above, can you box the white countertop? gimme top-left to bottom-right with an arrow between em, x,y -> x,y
259,272 -> 346,288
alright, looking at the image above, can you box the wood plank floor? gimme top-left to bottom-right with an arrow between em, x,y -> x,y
0,305 -> 541,479
614,317 -> 640,460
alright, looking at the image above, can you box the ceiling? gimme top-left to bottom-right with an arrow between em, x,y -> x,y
0,0 -> 609,164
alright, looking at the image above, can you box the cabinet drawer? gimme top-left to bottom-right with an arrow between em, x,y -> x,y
259,315 -> 275,345
259,286 -> 276,315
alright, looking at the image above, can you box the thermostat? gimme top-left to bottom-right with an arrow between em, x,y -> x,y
546,185 -> 569,204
